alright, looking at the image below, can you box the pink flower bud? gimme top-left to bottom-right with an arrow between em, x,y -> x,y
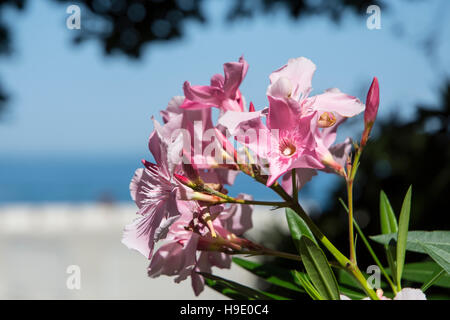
214,128 -> 239,163
174,173 -> 195,188
361,77 -> 379,147
364,77 -> 380,125
249,101 -> 255,112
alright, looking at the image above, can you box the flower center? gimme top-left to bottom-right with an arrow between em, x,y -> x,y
279,138 -> 297,157
317,112 -> 336,128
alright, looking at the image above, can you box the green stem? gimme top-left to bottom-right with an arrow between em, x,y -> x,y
233,249 -> 302,262
262,249 -> 303,262
202,185 -> 289,207
289,201 -> 378,300
346,147 -> 363,264
421,268 -> 445,292
340,197 -> 397,293
248,166 -> 379,299
346,180 -> 356,264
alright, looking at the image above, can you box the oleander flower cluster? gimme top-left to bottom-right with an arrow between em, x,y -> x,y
122,56 -> 435,300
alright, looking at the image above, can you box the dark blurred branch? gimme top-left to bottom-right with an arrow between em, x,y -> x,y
0,0 -> 26,117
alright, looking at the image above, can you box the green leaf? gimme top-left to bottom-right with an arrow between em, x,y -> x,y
379,190 -> 398,234
385,262 -> 450,288
298,236 -> 340,300
379,190 -> 399,285
293,271 -> 323,300
396,185 -> 412,287
286,208 -> 317,252
371,231 -> 450,254
371,230 -> 450,279
420,244 -> 450,275
232,258 -> 304,293
200,272 -> 288,300
335,269 -> 387,299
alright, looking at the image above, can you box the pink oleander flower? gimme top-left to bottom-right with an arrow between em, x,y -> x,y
158,95 -> 241,185
122,125 -> 204,259
121,155 -> 189,258
280,130 -> 352,195
222,95 -> 324,186
220,57 -> 360,188
147,197 -> 253,296
267,57 -> 365,121
181,56 -> 249,112
267,57 -> 362,177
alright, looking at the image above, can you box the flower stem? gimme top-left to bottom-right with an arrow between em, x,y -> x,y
246,163 -> 379,299
339,197 -> 397,294
291,201 -> 379,299
292,168 -> 298,203
202,185 -> 289,207
261,249 -> 303,262
346,147 -> 363,265
346,179 -> 356,264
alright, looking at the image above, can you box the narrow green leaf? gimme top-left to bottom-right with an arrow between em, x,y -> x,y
200,272 -> 287,300
420,244 -> 450,275
371,231 -> 450,254
232,257 -> 304,293
396,185 -> 412,288
384,262 -> 450,288
298,237 -> 340,300
370,231 -> 450,253
286,208 -> 317,254
293,271 -> 323,300
379,190 -> 398,234
372,230 -> 450,280
421,269 -> 446,292
379,190 -> 399,285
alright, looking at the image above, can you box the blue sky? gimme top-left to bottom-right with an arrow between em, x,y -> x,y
0,0 -> 449,158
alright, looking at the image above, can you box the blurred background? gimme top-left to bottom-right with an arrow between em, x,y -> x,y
0,0 -> 449,299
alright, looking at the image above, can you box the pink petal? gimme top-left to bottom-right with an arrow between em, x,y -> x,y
309,88 -> 365,117
267,95 -> 301,131
220,193 -> 254,235
182,81 -> 223,106
218,110 -> 263,135
121,208 -> 164,259
268,57 -> 316,101
223,56 -> 249,100
281,168 -> 317,196
328,138 -> 352,169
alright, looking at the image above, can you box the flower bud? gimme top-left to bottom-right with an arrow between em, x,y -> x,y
174,173 -> 197,189
214,128 -> 239,164
361,77 -> 379,147
248,101 -> 255,112
364,77 -> 380,125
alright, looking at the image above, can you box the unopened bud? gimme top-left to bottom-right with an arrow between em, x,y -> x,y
174,173 -> 197,189
361,77 -> 379,147
214,128 -> 239,164
249,101 -> 255,112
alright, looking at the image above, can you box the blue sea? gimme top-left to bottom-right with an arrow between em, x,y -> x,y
0,155 -> 340,208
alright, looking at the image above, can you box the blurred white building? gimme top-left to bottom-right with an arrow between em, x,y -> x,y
0,204 -> 290,299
